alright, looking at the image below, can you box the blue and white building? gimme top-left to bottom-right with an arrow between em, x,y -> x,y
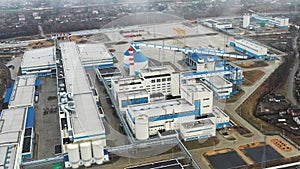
77,43 -> 114,69
21,43 -> 114,76
0,102 -> 36,168
182,53 -> 242,98
230,39 -> 268,59
21,47 -> 56,76
124,83 -> 230,141
59,42 -> 108,168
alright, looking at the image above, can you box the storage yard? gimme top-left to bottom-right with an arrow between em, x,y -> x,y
1,13 -> 300,169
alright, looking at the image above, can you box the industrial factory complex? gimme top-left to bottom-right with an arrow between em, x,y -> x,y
1,11 -> 299,169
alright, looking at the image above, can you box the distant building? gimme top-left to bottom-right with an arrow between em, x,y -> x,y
230,39 -> 268,58
243,13 -> 251,28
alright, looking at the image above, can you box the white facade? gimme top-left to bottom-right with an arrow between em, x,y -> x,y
111,67 -> 179,100
126,99 -> 196,136
272,17 -> 289,27
117,90 -> 149,112
215,23 -> 232,29
234,39 -> 268,56
139,67 -> 174,96
111,77 -> 144,100
202,75 -> 233,99
181,83 -> 213,116
179,119 -> 216,141
212,106 -> 230,128
243,13 -> 251,28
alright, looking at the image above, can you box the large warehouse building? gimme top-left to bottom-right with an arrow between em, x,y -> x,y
21,47 -> 56,76
58,42 -> 107,168
0,75 -> 38,168
21,43 -> 114,76
230,39 -> 268,58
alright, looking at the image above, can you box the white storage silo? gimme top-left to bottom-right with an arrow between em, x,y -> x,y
92,140 -> 104,165
206,57 -> 215,71
67,144 -> 80,169
196,57 -> 205,72
80,142 -> 92,167
135,114 -> 149,140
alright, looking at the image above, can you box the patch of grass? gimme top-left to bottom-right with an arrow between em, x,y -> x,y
243,70 -> 265,86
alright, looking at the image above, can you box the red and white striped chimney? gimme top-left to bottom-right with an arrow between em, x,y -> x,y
129,47 -> 135,76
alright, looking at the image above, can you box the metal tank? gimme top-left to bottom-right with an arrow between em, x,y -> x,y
80,142 -> 92,167
135,114 -> 149,140
92,140 -> 104,165
67,144 -> 80,169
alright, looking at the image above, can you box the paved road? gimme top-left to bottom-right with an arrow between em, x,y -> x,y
287,35 -> 299,106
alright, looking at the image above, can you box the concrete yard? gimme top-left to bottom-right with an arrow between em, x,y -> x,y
33,76 -> 60,159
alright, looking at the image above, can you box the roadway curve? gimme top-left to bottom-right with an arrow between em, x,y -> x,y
287,35 -> 299,105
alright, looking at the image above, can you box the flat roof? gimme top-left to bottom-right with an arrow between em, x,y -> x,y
128,99 -> 194,118
78,43 -> 112,62
181,83 -> 212,93
21,47 -> 55,68
208,75 -> 231,87
0,145 -> 18,169
118,89 -> 149,100
60,42 -> 105,139
9,76 -> 36,108
139,66 -> 173,77
181,119 -> 214,129
60,42 -> 90,94
212,106 -> 229,118
0,108 -> 26,145
72,93 -> 105,139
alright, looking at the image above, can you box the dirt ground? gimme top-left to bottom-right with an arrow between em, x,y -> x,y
243,70 -> 265,86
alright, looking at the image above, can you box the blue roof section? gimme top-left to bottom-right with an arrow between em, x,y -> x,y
187,53 -> 223,68
35,80 -> 41,87
124,50 -> 129,56
26,107 -> 35,128
4,82 -> 15,103
134,52 -> 148,62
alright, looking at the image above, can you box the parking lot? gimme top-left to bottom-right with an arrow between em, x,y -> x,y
33,76 -> 61,159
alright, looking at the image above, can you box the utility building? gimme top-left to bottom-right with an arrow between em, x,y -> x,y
230,39 -> 268,58
21,47 -> 56,76
59,42 -> 107,168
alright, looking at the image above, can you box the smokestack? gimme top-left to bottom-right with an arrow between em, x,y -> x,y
129,47 -> 135,76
